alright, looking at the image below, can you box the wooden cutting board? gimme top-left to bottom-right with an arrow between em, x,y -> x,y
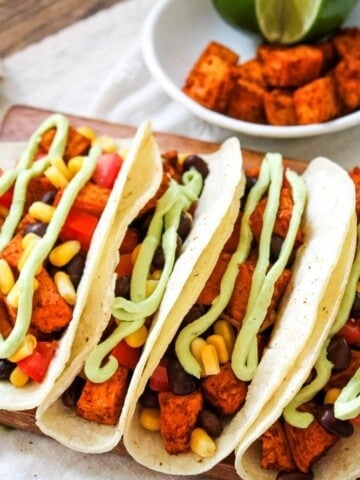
0,105 -> 306,480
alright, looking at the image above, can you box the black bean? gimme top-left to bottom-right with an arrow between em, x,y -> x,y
182,304 -> 207,327
0,359 -> 15,380
139,387 -> 159,408
198,409 -> 223,438
152,245 -> 165,269
24,221 -> 47,237
166,357 -> 198,395
115,276 -> 131,298
182,155 -> 209,179
277,471 -> 314,480
65,253 -> 86,288
61,376 -> 85,408
327,336 -> 351,371
244,176 -> 257,198
41,190 -> 56,205
317,404 -> 354,437
270,233 -> 296,266
350,291 -> 360,317
177,211 -> 193,241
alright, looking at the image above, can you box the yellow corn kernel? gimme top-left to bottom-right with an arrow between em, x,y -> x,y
139,407 -> 160,431
67,156 -> 84,175
8,334 -> 37,362
93,135 -> 117,153
18,238 -> 42,273
7,278 -> 39,308
0,205 -> 9,218
9,366 -> 29,387
190,428 -> 216,458
190,337 -> 207,366
77,126 -> 96,142
206,334 -> 230,364
21,232 -> 40,250
44,165 -> 69,188
54,271 -> 76,306
125,325 -> 148,348
51,156 -> 72,180
200,344 -> 220,376
28,201 -> 56,223
146,279 -> 158,297
151,269 -> 162,280
178,152 -> 190,165
131,243 -> 142,264
49,240 -> 81,267
324,388 -> 342,405
0,258 -> 15,295
214,319 -> 235,353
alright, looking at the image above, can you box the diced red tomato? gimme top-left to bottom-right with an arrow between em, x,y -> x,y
338,318 -> 360,346
149,362 -> 169,392
17,341 -> 58,383
115,252 -> 134,277
111,339 -> 141,369
120,228 -> 140,255
0,188 -> 14,209
59,208 -> 98,251
92,153 -> 123,189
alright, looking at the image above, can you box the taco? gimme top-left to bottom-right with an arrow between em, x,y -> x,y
123,155 -> 357,476
35,133 -> 245,453
0,113 -> 163,410
234,166 -> 360,480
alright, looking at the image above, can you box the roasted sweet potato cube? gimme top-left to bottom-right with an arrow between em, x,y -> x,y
260,45 -> 324,88
294,76 -> 341,124
182,41 -> 239,112
25,177 -> 56,211
54,181 -> 110,218
0,233 -> 23,268
40,125 -> 91,160
201,362 -> 248,415
226,78 -> 267,123
333,57 -> 360,111
77,365 -> 129,425
0,300 -> 13,338
284,404 -> 338,473
332,27 -> 360,60
31,268 -> 73,333
235,58 -> 265,87
264,89 -> 297,126
159,390 -> 203,454
226,260 -> 255,328
261,420 -> 296,471
326,349 -> 360,390
223,212 -> 242,254
197,252 -> 232,306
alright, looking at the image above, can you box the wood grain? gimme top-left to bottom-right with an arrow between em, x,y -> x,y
0,0 -> 125,57
0,105 -> 306,480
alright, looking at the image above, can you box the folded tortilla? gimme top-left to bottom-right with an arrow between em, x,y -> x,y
0,114 -> 162,410
122,156 -> 356,476
235,159 -> 359,480
35,134 -> 245,453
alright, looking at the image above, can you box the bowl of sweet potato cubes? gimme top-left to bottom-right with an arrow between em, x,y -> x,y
142,0 -> 360,137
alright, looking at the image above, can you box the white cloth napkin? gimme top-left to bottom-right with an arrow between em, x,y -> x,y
0,1 -> 359,479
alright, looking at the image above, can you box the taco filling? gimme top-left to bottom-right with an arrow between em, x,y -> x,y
60,152 -> 215,426
0,114 -> 127,395
136,153 -> 307,457
256,167 -> 360,479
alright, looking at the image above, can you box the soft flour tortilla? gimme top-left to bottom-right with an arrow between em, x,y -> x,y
36,136 -> 245,453
0,121 -> 161,410
123,156 -> 357,476
235,160 -> 359,480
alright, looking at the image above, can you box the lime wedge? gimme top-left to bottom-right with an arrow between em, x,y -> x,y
212,0 -> 259,33
255,0 -> 358,44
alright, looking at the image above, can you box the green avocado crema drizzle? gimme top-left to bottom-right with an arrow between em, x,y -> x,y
84,168 -> 204,383
284,224 -> 360,427
0,114 -> 69,251
175,153 -> 306,380
0,116 -> 100,358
